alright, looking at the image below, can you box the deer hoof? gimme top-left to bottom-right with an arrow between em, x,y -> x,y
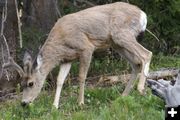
122,92 -> 128,96
52,103 -> 59,109
138,88 -> 145,95
78,101 -> 84,106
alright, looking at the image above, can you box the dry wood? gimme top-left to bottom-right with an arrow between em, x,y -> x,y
14,0 -> 23,48
0,0 -> 10,81
145,29 -> 160,42
53,0 -> 61,18
97,69 -> 179,85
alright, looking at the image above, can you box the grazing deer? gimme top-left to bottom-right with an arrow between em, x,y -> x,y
3,2 -> 152,108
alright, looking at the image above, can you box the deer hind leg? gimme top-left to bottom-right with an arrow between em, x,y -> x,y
78,50 -> 93,105
53,62 -> 72,108
115,48 -> 140,96
113,36 -> 152,95
138,50 -> 152,94
123,63 -> 139,96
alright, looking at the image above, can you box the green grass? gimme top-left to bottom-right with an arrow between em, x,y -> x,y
0,55 -> 179,120
0,87 -> 164,120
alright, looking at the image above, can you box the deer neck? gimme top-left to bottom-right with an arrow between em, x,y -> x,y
36,43 -> 61,77
36,54 -> 58,76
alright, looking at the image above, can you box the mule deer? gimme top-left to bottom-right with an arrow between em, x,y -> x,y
3,2 -> 152,108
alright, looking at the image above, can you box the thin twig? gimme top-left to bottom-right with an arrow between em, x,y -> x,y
0,45 -> 4,79
3,0 -> 7,21
1,0 -> 10,58
15,0 -> 23,48
53,0 -> 61,18
1,8 -> 5,35
146,28 -> 160,42
2,35 -> 10,58
0,0 -> 7,35
1,44 -> 9,81
0,0 -> 11,80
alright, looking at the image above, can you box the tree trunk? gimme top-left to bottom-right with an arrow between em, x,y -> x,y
0,0 -> 19,91
22,0 -> 60,33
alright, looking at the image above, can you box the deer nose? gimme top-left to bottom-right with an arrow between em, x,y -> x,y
21,101 -> 28,107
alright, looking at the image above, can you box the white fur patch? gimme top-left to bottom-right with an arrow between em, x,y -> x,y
139,11 -> 147,31
36,55 -> 43,70
144,62 -> 150,77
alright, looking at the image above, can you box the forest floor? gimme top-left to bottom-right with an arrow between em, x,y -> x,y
0,55 -> 179,120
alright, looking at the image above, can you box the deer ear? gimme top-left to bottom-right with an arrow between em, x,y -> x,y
23,51 -> 33,76
23,51 -> 32,63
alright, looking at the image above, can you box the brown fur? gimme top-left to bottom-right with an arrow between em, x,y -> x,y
21,2 -> 152,108
39,2 -> 143,72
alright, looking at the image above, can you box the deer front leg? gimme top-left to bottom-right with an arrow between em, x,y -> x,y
78,50 -> 93,105
53,62 -> 71,109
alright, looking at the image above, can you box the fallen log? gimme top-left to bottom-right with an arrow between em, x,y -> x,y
97,68 -> 179,85
148,68 -> 179,79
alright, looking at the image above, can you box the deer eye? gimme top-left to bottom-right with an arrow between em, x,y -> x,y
28,82 -> 34,87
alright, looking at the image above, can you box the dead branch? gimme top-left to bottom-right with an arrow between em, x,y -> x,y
3,57 -> 24,77
1,44 -> 9,81
148,68 -> 179,79
0,0 -> 7,35
1,0 -> 10,57
97,69 -> 180,85
53,0 -> 61,18
14,0 -> 23,48
0,45 -> 4,79
0,0 -> 11,81
2,35 -> 10,57
146,29 -> 160,42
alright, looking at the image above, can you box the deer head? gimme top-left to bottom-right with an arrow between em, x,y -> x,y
3,51 -> 44,106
